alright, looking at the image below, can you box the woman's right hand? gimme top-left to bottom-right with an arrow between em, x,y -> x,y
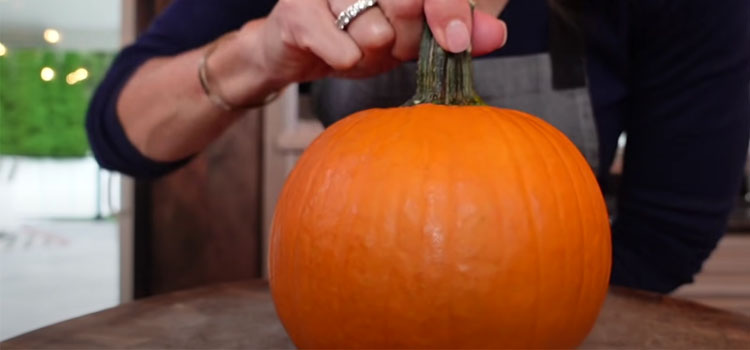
211,0 -> 507,107
113,0 -> 507,163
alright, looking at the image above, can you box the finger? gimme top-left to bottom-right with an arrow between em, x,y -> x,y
329,0 -> 399,73
424,0 -> 473,53
274,0 -> 363,71
378,0 -> 425,61
471,10 -> 507,56
330,0 -> 395,55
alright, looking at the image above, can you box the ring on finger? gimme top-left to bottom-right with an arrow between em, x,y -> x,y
335,0 -> 379,30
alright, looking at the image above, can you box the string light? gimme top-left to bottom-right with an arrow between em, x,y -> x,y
0,42 -> 6,57
40,67 -> 55,82
43,29 -> 61,44
66,68 -> 89,85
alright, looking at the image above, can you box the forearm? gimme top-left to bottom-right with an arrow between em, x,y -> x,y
117,19 -> 277,162
112,0 -> 508,164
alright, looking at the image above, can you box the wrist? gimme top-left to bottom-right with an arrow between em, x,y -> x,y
203,19 -> 285,109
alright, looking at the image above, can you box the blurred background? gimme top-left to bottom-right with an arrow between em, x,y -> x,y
1,0 -> 749,342
0,0 -> 122,339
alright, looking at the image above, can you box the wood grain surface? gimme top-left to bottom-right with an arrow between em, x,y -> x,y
3,280 -> 749,349
147,113 -> 264,295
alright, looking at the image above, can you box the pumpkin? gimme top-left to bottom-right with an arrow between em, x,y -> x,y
269,23 -> 611,349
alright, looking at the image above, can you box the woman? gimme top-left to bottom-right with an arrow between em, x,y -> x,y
87,0 -> 750,293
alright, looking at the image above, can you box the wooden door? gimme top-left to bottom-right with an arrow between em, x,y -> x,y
132,0 -> 263,297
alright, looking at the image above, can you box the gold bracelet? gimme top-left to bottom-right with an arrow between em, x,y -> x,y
198,32 -> 281,111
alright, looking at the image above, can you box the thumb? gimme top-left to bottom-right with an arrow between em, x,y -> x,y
424,0 -> 473,53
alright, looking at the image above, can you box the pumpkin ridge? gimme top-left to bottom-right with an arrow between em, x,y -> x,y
484,109 -> 544,347
509,110 -> 589,346
271,108 -> 372,347
523,112 -> 611,345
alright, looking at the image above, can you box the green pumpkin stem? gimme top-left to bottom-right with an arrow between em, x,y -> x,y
406,20 -> 485,106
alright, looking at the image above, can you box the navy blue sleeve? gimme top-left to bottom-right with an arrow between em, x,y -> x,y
589,0 -> 750,293
86,0 -> 276,178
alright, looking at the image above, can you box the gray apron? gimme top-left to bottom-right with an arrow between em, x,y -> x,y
312,54 -> 599,172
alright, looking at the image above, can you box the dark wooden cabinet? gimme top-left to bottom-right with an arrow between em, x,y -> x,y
132,0 -> 264,298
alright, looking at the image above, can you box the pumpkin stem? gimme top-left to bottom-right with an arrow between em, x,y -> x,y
406,18 -> 485,106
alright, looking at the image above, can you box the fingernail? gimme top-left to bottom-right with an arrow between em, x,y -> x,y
500,21 -> 508,47
445,20 -> 470,53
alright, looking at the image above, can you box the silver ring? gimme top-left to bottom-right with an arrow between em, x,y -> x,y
335,0 -> 379,30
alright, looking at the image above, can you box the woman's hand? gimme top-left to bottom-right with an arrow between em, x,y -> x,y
217,0 -> 507,106
115,0 -> 507,163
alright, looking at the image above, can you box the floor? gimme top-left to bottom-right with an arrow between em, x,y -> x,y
0,157 -> 121,340
0,219 -> 119,341
667,197 -> 750,316
674,233 -> 750,316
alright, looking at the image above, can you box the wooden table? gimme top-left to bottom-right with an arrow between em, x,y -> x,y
3,280 -> 750,349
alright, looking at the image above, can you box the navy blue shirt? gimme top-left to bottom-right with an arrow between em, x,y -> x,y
87,0 -> 750,293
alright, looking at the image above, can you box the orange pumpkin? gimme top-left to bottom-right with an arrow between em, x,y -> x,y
270,25 -> 611,349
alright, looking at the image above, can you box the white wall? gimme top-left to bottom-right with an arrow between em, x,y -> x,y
0,157 -> 121,226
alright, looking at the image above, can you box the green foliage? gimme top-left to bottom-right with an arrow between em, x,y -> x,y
0,49 -> 114,158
